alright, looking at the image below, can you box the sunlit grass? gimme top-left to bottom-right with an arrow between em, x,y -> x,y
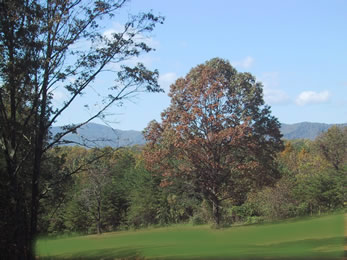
37,213 -> 345,259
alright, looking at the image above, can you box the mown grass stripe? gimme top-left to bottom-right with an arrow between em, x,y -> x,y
37,213 -> 344,259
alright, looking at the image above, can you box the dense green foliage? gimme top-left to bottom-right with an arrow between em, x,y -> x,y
38,146 -> 198,234
37,213 -> 345,259
34,61 -> 346,236
37,125 -> 346,236
245,126 -> 346,221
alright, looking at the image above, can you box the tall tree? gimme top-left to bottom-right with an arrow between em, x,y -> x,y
315,125 -> 347,171
0,0 -> 163,258
79,149 -> 112,235
144,58 -> 283,226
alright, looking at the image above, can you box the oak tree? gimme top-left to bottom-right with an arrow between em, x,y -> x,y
144,58 -> 283,225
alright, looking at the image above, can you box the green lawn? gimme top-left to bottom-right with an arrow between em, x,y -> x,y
36,213 -> 345,259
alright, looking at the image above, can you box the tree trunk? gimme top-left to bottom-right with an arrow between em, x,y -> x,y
29,63 -> 49,258
29,101 -> 47,258
1,163 -> 31,259
212,199 -> 221,227
29,161 -> 41,259
29,129 -> 45,259
96,199 -> 102,234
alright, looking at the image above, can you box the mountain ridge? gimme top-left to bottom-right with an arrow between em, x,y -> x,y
51,123 -> 146,148
280,122 -> 346,140
51,122 -> 347,148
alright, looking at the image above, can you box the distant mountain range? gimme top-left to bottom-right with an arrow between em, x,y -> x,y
51,123 -> 146,148
51,122 -> 347,148
281,122 -> 346,140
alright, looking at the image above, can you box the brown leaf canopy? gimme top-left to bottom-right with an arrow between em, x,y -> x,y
144,58 -> 283,204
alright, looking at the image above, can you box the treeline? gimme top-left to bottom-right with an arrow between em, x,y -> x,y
243,125 -> 346,221
38,146 -> 196,235
37,125 -> 346,235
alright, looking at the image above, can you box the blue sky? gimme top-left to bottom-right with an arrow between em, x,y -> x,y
54,0 -> 347,131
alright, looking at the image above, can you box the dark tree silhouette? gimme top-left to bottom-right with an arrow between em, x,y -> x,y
0,0 -> 163,258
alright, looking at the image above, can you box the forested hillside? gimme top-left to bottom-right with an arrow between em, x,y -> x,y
51,122 -> 347,148
37,59 -> 346,236
51,123 -> 146,148
38,124 -> 346,236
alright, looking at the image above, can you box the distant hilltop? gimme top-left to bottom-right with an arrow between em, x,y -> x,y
281,122 -> 347,140
51,122 -> 347,148
51,123 -> 146,148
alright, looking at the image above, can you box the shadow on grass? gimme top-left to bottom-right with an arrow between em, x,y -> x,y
247,236 -> 345,260
38,246 -> 144,260
37,236 -> 344,260
152,236 -> 344,260
226,212 -> 344,230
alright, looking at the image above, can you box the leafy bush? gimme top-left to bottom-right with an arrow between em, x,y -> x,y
244,216 -> 265,225
190,214 -> 206,225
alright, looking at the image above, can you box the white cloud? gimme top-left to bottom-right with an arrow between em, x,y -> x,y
295,90 -> 331,106
259,72 -> 289,105
52,90 -> 65,101
50,88 -> 68,107
232,56 -> 254,69
260,72 -> 279,88
159,72 -> 178,92
264,88 -> 289,105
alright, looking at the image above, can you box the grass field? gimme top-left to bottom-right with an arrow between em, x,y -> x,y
36,213 -> 345,259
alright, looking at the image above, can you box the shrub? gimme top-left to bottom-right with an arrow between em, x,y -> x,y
190,214 -> 206,225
